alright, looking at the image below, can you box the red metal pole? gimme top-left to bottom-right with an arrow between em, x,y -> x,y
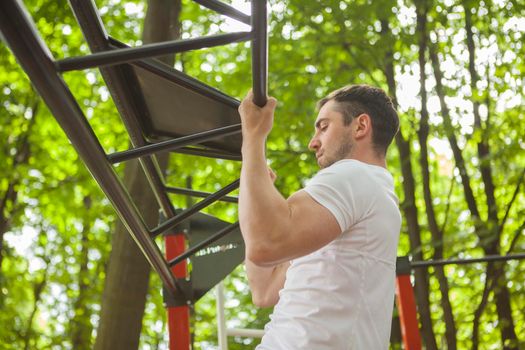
165,234 -> 191,350
395,274 -> 422,350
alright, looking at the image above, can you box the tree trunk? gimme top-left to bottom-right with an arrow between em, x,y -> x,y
463,3 -> 498,226
22,224 -> 49,349
463,5 -> 518,348
94,1 -> 181,349
381,18 -> 438,350
0,181 -> 18,272
22,272 -> 47,350
94,157 -> 171,350
414,1 -> 457,348
429,39 -> 518,349
71,196 -> 95,349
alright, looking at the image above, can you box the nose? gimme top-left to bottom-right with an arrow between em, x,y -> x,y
308,135 -> 320,151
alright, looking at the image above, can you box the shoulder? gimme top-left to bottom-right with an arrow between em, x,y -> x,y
302,160 -> 374,231
303,160 -> 395,229
306,159 -> 381,189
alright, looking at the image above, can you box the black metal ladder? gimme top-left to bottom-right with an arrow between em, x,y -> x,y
0,0 -> 267,304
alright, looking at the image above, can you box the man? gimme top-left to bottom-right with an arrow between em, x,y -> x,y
238,84 -> 401,349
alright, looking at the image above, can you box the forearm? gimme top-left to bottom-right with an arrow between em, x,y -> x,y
239,139 -> 291,262
245,258 -> 289,307
245,258 -> 279,307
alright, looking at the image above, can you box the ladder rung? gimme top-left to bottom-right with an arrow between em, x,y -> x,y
107,124 -> 241,164
165,186 -> 238,203
56,31 -> 252,72
192,0 -> 251,25
151,179 -> 240,237
168,222 -> 240,267
227,328 -> 264,338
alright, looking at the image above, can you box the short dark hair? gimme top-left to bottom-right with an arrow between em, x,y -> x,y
317,84 -> 399,156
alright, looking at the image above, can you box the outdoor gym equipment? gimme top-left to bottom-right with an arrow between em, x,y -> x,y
2,1 -> 524,349
0,0 -> 267,348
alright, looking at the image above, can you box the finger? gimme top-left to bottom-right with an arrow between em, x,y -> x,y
267,167 -> 277,182
239,89 -> 253,111
262,97 -> 277,110
264,97 -> 277,110
244,89 -> 254,101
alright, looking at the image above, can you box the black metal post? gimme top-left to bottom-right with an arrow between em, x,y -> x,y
151,179 -> 240,238
168,222 -> 240,267
251,0 -> 268,107
0,0 -> 180,294
165,186 -> 238,204
108,124 -> 242,164
56,31 -> 252,71
192,0 -> 251,25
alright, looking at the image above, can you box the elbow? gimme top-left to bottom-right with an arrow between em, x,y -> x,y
241,219 -> 290,266
244,229 -> 288,266
251,291 -> 277,308
246,245 -> 279,267
253,296 -> 276,308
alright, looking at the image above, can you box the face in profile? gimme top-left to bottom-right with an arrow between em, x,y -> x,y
308,100 -> 355,169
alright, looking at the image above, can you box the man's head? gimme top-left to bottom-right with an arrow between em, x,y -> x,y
308,84 -> 399,168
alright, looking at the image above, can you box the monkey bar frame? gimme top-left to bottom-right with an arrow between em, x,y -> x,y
0,1 -> 267,349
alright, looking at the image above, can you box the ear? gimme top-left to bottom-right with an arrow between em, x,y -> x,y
353,113 -> 372,140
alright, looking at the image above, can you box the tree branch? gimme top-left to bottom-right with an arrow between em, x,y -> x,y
439,177 -> 455,235
498,167 -> 525,236
506,219 -> 525,255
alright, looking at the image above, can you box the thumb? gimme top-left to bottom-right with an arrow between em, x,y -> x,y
264,97 -> 278,111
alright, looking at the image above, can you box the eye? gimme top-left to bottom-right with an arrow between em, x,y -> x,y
320,124 -> 328,131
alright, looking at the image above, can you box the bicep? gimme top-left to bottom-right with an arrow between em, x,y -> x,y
283,190 -> 342,258
244,190 -> 344,266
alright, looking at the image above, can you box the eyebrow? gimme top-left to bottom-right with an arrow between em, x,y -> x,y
315,118 -> 329,129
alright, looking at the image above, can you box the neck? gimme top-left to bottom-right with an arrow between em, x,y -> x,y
348,145 -> 387,168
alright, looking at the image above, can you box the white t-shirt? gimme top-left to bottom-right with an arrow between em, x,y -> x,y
256,159 -> 401,350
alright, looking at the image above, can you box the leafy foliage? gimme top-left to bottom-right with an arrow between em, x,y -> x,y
1,0 -> 524,349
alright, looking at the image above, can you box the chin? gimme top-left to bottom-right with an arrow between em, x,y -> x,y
318,160 -> 329,169
319,157 -> 340,169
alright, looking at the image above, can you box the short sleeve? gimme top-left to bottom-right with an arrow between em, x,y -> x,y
302,163 -> 360,232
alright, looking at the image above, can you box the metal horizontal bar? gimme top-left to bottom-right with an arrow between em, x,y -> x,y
165,186 -> 238,204
251,0 -> 268,107
192,0 -> 251,25
175,147 -> 242,161
56,31 -> 252,72
227,328 -> 265,338
108,124 -> 241,163
152,179 -> 240,238
410,253 -> 525,269
168,222 -> 239,267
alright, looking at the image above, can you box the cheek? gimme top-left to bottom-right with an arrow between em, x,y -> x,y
324,130 -> 339,143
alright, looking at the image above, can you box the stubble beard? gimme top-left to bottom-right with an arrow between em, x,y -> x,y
319,138 -> 354,169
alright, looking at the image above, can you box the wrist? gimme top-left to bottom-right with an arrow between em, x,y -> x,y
241,136 -> 266,153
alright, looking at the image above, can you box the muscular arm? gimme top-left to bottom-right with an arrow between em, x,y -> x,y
245,259 -> 290,307
238,92 -> 341,267
243,167 -> 289,307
